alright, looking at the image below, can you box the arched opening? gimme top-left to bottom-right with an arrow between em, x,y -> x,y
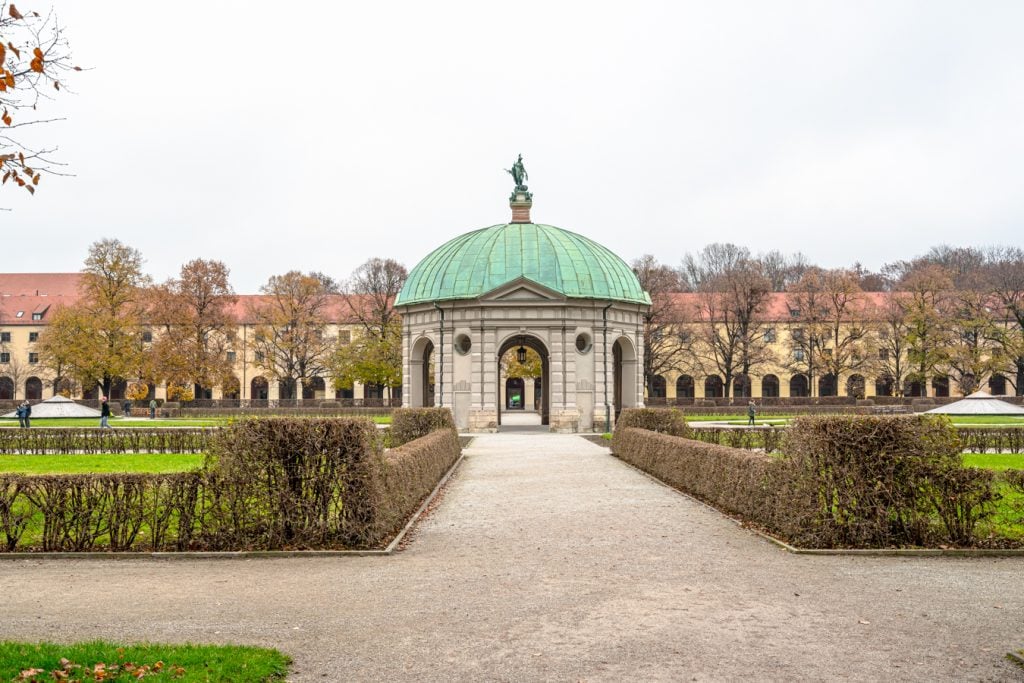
25,377 -> 42,400
790,374 -> 809,398
676,375 -> 694,399
303,376 -> 326,400
498,334 -> 549,427
250,376 -> 269,401
990,374 -> 1007,396
612,336 -> 638,420
409,337 -> 435,408
846,374 -> 865,399
505,377 -> 525,410
761,374 -> 779,398
649,375 -> 666,400
0,376 -> 13,400
818,373 -> 838,397
933,375 -> 950,398
222,376 -> 241,400
278,379 -> 296,401
875,375 -> 894,397
904,379 -> 925,397
733,374 -> 752,399
704,375 -> 723,398
193,383 -> 213,401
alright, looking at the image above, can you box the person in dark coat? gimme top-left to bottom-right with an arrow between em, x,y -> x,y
22,401 -> 30,429
747,400 -> 757,426
15,402 -> 26,428
100,396 -> 112,429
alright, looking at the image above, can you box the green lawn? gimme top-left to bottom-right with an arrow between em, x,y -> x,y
0,641 -> 289,682
0,453 -> 205,474
962,453 -> 1024,471
689,414 -> 1024,427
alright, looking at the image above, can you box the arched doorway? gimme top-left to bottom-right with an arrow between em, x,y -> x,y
409,337 -> 435,408
613,336 -> 638,420
649,375 -> 666,400
933,375 -> 950,397
790,374 -> 809,397
761,374 -> 779,398
303,377 -> 326,400
25,377 -> 43,400
497,334 -> 549,426
222,376 -> 241,400
733,374 -> 752,399
875,375 -> 894,397
505,377 -> 525,409
846,374 -> 865,399
676,375 -> 694,399
819,374 -> 838,397
251,376 -> 269,401
704,375 -> 723,399
990,375 -> 1007,396
0,376 -> 13,400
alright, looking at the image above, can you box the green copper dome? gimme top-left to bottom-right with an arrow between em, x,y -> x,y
396,223 -> 651,306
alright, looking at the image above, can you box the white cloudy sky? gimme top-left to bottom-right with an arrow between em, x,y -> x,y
4,1 -> 1023,291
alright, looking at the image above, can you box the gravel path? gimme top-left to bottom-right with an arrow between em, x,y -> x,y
2,434 -> 1022,681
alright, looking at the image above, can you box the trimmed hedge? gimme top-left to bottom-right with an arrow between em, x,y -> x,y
615,408 -> 690,437
0,417 -> 461,552
0,428 -> 213,455
614,414 -> 1005,548
390,407 -> 456,447
689,427 -> 785,453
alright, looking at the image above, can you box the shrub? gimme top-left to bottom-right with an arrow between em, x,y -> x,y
613,408 -> 689,441
126,383 -> 151,402
783,415 -> 994,547
0,428 -> 213,455
390,408 -> 456,447
688,427 -> 784,453
166,385 -> 194,402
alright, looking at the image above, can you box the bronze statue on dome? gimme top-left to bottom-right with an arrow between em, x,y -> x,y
505,154 -> 529,192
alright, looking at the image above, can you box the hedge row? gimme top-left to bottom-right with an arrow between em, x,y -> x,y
0,413 -> 460,552
390,407 -> 457,447
0,429 -> 214,455
689,427 -> 785,453
614,415 -> 1005,548
958,428 -> 1024,454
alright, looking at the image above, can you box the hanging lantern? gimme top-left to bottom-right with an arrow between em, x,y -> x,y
517,345 -> 527,364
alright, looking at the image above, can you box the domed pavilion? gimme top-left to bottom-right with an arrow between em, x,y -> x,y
396,161 -> 651,432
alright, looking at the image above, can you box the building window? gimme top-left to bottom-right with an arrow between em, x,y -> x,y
226,351 -> 237,363
764,328 -> 776,343
15,311 -> 23,318
791,328 -> 804,342
141,330 -> 153,343
0,332 -> 9,343
338,330 -> 351,344
678,330 -> 691,344
878,348 -> 889,361
29,332 -> 38,342
0,352 -> 8,363
822,348 -> 833,358
793,349 -> 805,362
31,312 -> 42,321
255,351 -> 265,362
28,353 -> 38,364
789,307 -> 801,318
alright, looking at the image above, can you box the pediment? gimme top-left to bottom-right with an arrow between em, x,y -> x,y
479,277 -> 566,302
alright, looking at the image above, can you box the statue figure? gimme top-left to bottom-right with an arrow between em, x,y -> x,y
505,154 -> 529,191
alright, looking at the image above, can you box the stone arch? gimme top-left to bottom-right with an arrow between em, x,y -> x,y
649,375 -> 666,400
875,375 -> 894,397
761,374 -> 779,398
250,376 -> 269,401
498,333 -> 549,426
222,376 -> 241,400
933,375 -> 950,398
0,376 -> 13,400
408,336 -> 436,408
819,373 -> 838,397
733,374 -> 752,398
790,374 -> 809,398
25,377 -> 43,400
612,335 -> 638,419
676,374 -> 694,398
846,374 -> 866,399
303,376 -> 326,400
704,375 -> 723,399
989,374 -> 1008,396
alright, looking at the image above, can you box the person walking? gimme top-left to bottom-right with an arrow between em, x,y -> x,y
149,398 -> 157,420
15,402 -> 26,429
22,401 -> 30,429
747,400 -> 757,426
100,396 -> 112,429
123,398 -> 132,418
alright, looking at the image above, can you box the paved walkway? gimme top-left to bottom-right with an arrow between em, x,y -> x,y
1,434 -> 1022,681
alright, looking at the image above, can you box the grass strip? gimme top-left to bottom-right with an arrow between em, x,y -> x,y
0,640 -> 289,682
0,453 -> 205,474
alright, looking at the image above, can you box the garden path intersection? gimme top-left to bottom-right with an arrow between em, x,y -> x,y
1,434 -> 1022,681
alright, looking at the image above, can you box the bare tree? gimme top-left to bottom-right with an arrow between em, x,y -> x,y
248,271 -> 337,399
985,246 -> 1024,394
1,4 -> 81,196
631,255 -> 688,395
342,257 -> 407,339
901,265 -> 954,396
944,289 -> 1005,394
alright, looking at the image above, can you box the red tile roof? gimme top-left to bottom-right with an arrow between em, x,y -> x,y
0,273 -> 82,325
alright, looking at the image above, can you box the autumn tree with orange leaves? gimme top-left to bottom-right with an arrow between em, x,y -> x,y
1,2 -> 79,195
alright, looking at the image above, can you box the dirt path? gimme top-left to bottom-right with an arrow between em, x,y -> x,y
1,434 -> 1021,681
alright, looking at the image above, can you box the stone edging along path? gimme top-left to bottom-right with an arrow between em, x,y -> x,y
0,452 -> 466,561
610,452 -> 1024,558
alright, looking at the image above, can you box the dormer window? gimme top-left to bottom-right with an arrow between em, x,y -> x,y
31,312 -> 42,320
15,311 -> 23,318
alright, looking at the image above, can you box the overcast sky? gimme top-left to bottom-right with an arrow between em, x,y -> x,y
4,1 -> 1023,292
